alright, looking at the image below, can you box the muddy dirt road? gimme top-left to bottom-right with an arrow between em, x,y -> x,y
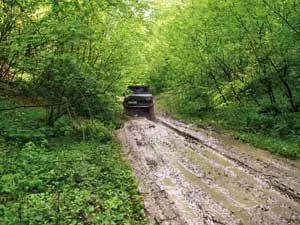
118,117 -> 300,225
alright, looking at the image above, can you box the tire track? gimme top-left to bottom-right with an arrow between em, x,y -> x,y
157,116 -> 300,204
119,118 -> 300,225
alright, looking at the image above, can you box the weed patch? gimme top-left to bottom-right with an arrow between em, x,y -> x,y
0,139 -> 148,224
0,99 -> 148,224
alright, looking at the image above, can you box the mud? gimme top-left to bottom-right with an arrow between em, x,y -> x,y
118,117 -> 300,225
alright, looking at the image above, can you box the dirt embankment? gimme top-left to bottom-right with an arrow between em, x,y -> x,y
118,117 -> 300,225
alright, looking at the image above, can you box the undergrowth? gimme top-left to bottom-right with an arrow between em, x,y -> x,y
0,99 -> 149,225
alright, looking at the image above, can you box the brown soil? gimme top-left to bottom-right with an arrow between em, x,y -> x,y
118,117 -> 300,225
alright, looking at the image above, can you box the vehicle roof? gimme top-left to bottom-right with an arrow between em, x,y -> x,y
128,85 -> 151,94
128,85 -> 149,88
131,93 -> 152,97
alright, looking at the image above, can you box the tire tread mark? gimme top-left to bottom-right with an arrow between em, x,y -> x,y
157,118 -> 300,204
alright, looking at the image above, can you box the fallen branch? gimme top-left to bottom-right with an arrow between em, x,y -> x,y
0,103 -> 64,111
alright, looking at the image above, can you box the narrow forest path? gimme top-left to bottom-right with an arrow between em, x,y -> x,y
118,117 -> 300,225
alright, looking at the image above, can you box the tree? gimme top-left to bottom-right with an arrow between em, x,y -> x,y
0,0 -> 150,124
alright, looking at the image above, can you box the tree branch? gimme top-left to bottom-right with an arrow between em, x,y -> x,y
0,103 -> 64,111
262,0 -> 300,34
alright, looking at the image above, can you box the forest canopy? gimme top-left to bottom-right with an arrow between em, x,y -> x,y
0,0 -> 150,124
146,0 -> 300,157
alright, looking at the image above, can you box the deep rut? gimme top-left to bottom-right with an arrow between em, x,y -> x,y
118,117 -> 300,225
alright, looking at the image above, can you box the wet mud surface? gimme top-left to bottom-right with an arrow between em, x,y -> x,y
118,117 -> 300,225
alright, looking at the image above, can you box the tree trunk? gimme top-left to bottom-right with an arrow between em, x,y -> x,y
209,72 -> 227,103
280,64 -> 298,112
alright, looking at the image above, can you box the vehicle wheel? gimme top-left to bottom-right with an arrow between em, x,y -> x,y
148,106 -> 155,121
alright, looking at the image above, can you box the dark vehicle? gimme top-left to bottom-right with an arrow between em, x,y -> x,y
123,85 -> 155,120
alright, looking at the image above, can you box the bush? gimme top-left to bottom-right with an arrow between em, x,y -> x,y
245,114 -> 276,133
258,104 -> 281,116
72,120 -> 113,142
0,140 -> 148,224
35,55 -> 122,125
273,112 -> 300,137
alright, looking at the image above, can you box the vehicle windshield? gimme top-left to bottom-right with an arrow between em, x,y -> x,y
128,86 -> 150,94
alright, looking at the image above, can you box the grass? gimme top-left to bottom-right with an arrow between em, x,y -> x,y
0,140 -> 148,225
156,94 -> 300,159
0,98 -> 149,225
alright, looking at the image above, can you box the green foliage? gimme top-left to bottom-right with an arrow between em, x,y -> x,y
72,120 -> 113,142
215,107 -> 300,158
33,54 -> 124,125
0,95 -> 148,224
145,0 -> 300,158
158,94 -> 299,158
162,0 -> 299,111
147,0 -> 300,111
0,100 -> 46,146
0,139 -> 148,225
1,0 -> 149,125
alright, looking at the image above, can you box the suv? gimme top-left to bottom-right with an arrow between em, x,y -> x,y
123,85 -> 154,120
